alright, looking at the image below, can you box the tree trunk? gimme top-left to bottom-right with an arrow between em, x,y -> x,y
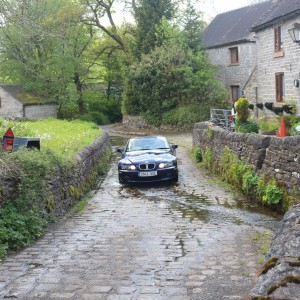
74,72 -> 84,114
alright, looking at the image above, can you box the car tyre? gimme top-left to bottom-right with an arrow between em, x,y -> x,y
172,174 -> 178,183
118,175 -> 125,184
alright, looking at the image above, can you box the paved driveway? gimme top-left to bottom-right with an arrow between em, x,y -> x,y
0,131 -> 279,299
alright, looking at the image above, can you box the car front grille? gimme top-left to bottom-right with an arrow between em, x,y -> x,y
139,163 -> 156,170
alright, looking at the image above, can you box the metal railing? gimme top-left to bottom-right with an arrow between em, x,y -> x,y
210,109 -> 233,131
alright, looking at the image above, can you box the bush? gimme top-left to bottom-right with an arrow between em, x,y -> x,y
162,104 -> 211,128
290,122 -> 300,136
242,171 -> 259,194
0,119 -> 105,259
123,45 -> 227,126
83,91 -> 122,124
0,204 -> 46,259
203,147 -> 213,170
262,179 -> 283,205
201,146 -> 287,210
235,120 -> 259,133
282,115 -> 300,130
193,147 -> 203,162
220,146 -> 250,185
235,97 -> 250,123
258,118 -> 279,133
80,112 -> 110,125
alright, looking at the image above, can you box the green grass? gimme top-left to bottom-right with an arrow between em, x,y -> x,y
0,118 -> 105,260
0,118 -> 102,159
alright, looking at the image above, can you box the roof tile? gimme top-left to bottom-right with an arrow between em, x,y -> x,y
202,1 -> 273,48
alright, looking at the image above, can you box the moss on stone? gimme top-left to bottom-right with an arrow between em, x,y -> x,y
267,276 -> 300,295
259,257 -> 279,275
45,193 -> 55,213
288,261 -> 300,267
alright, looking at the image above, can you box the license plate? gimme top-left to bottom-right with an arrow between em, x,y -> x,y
139,171 -> 157,177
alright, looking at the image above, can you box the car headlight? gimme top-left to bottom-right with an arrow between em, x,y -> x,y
120,164 -> 136,170
158,162 -> 174,169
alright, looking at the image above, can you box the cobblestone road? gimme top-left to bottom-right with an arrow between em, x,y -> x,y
0,131 -> 280,299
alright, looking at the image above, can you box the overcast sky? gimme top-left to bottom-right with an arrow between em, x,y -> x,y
113,0 -> 254,25
199,0 -> 253,21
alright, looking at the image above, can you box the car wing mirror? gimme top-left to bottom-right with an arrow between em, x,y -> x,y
171,144 -> 178,150
117,147 -> 124,154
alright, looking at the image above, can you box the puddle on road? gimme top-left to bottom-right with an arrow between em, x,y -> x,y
109,134 -> 281,231
171,197 -> 279,229
110,135 -> 128,147
119,182 -> 280,230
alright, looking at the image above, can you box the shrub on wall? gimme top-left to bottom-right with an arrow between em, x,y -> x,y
193,147 -> 203,162
0,148 -> 59,259
262,179 -> 283,205
235,119 -> 259,133
0,120 -> 110,260
242,171 -> 259,196
235,97 -> 250,123
199,145 -> 289,210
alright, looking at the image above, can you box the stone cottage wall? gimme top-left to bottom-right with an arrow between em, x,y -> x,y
193,122 -> 300,194
206,41 -> 257,101
0,87 -> 23,118
256,16 -> 300,115
0,133 -> 111,217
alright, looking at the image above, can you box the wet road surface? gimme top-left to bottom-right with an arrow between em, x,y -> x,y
0,131 -> 280,299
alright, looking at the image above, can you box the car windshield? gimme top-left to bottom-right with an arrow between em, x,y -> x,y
126,137 -> 169,152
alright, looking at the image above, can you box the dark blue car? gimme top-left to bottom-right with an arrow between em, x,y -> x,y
117,136 -> 178,184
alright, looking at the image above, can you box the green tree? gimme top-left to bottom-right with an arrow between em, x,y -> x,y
132,0 -> 176,57
83,0 -> 128,52
181,0 -> 206,52
0,0 -> 101,115
123,42 -> 227,127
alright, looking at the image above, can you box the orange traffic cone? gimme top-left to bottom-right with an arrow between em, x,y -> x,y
279,116 -> 286,137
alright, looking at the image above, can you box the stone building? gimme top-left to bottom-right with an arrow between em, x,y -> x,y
202,0 -> 300,116
0,85 -> 57,120
202,1 -> 273,104
252,0 -> 300,116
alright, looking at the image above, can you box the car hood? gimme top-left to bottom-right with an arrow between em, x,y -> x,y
120,151 -> 175,164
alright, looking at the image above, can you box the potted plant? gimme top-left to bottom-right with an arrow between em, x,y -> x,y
282,103 -> 296,114
272,107 -> 283,115
264,102 -> 274,111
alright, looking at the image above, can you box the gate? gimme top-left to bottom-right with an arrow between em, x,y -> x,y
210,109 -> 233,131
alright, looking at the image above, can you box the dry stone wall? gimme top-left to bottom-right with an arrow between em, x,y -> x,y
250,203 -> 300,299
0,133 -> 111,217
193,122 -> 300,299
46,132 -> 110,218
193,122 -> 300,195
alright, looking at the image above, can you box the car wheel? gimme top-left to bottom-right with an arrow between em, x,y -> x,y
172,174 -> 178,183
118,175 -> 125,184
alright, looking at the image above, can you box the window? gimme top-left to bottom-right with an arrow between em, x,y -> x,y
230,86 -> 240,102
275,73 -> 285,102
229,47 -> 239,64
274,25 -> 283,52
